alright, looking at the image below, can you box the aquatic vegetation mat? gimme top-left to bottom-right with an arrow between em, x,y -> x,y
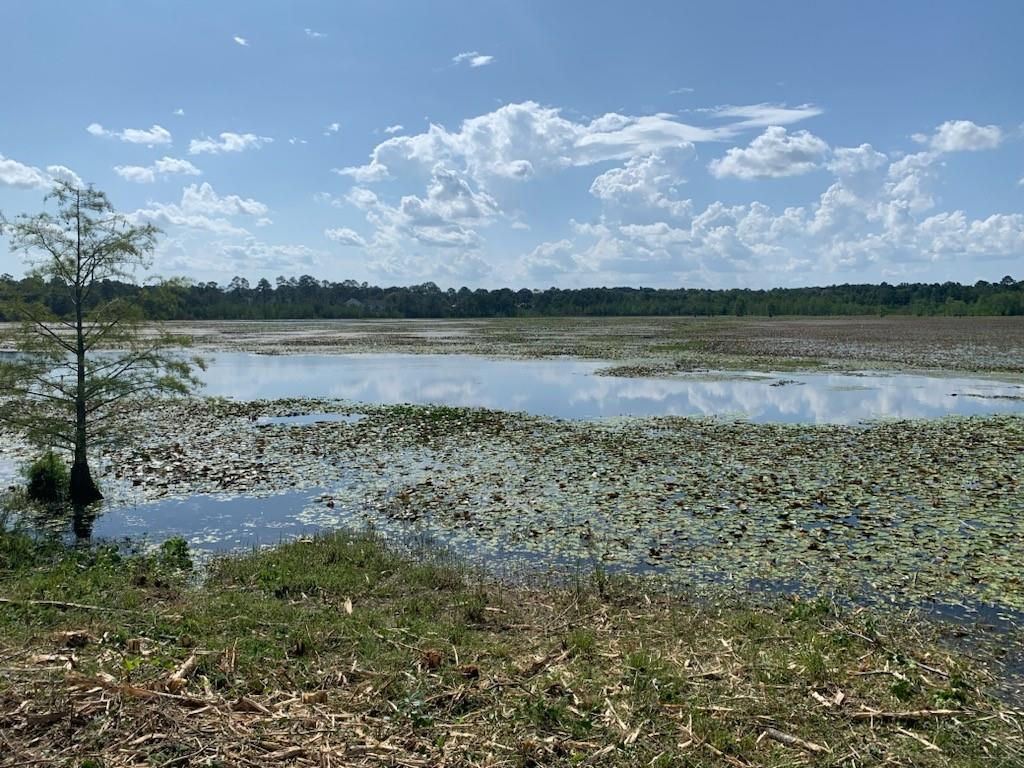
6,398 -> 1020,620
81,315 -> 1024,375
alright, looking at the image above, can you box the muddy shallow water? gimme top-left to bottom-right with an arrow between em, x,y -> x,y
195,352 -> 1024,424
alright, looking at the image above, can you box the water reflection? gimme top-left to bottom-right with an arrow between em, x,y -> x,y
89,489 -> 333,551
197,353 -> 1024,424
0,456 -> 19,487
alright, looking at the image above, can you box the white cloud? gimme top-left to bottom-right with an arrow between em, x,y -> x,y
701,103 -> 824,129
384,124 -> 404,135
173,108 -> 185,116
0,153 -> 49,188
324,122 -> 340,136
589,146 -> 694,220
335,161 -> 391,183
327,103 -> 1018,287
129,182 -> 268,235
453,51 -> 494,67
346,187 -> 379,209
46,165 -> 83,188
114,165 -> 156,183
708,126 -> 830,179
324,227 -> 367,247
885,150 -> 939,214
180,182 -> 267,216
522,239 -> 579,277
218,240 -> 324,272
288,137 -> 308,145
304,28 -> 326,39
408,164 -> 500,223
669,86 -> 695,94
86,123 -> 173,146
152,234 -> 324,277
336,100 -> 810,185
154,157 -> 199,175
0,155 -> 83,189
233,35 -> 249,46
926,120 -> 1002,152
114,156 -> 201,183
344,165 -> 500,258
532,124 -> 1024,284
188,132 -> 272,155
826,144 -> 888,177
131,208 -> 247,236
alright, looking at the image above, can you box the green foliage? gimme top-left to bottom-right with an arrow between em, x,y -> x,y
0,529 -> 1018,766
158,536 -> 192,571
1,272 -> 1022,320
0,183 -> 203,504
24,450 -> 70,503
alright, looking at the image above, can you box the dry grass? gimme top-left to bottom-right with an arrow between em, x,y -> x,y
1,531 -> 1022,766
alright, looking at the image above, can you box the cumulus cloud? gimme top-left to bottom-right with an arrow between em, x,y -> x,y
325,102 -> 1017,287
324,227 -> 367,246
173,108 -> 185,116
233,35 -> 249,46
344,165 -> 500,261
324,122 -> 340,136
826,144 -> 888,177
0,155 -> 83,189
589,145 -> 694,220
47,165 -> 84,188
304,28 -> 326,39
709,126 -> 830,179
179,182 -> 267,216
336,101 -> 810,185
384,124 -> 404,134
114,156 -> 201,183
453,51 -> 494,67
0,153 -> 50,188
527,124 -> 1024,285
129,182 -> 268,235
87,123 -> 172,146
918,119 -> 1003,152
218,240 -> 323,271
113,165 -> 156,184
522,239 -> 579,278
189,132 -> 272,155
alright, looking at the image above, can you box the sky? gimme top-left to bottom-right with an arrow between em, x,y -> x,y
1,1 -> 1022,290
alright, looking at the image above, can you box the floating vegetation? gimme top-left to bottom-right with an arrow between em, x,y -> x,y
7,396 -> 1017,617
93,315 -> 1024,375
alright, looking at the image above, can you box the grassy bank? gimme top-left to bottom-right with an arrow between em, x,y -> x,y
0,530 -> 1022,766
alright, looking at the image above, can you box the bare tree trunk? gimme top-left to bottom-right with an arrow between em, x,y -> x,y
69,189 -> 101,506
70,394 -> 101,504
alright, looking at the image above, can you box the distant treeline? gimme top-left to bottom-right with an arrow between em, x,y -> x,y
1,273 -> 1022,320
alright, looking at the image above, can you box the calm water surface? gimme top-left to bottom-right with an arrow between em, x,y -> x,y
89,489 -> 333,551
197,352 -> 1024,425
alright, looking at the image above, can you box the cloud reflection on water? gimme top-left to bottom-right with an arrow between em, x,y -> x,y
196,353 -> 1024,425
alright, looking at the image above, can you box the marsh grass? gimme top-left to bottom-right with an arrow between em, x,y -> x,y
1,528 -> 1021,766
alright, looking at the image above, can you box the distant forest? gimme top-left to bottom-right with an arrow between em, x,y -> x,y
1,273 -> 1022,320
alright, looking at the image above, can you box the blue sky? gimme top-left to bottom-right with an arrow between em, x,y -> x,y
1,1 -> 1022,289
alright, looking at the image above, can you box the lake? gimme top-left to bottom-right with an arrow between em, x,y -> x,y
196,352 -> 1024,424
